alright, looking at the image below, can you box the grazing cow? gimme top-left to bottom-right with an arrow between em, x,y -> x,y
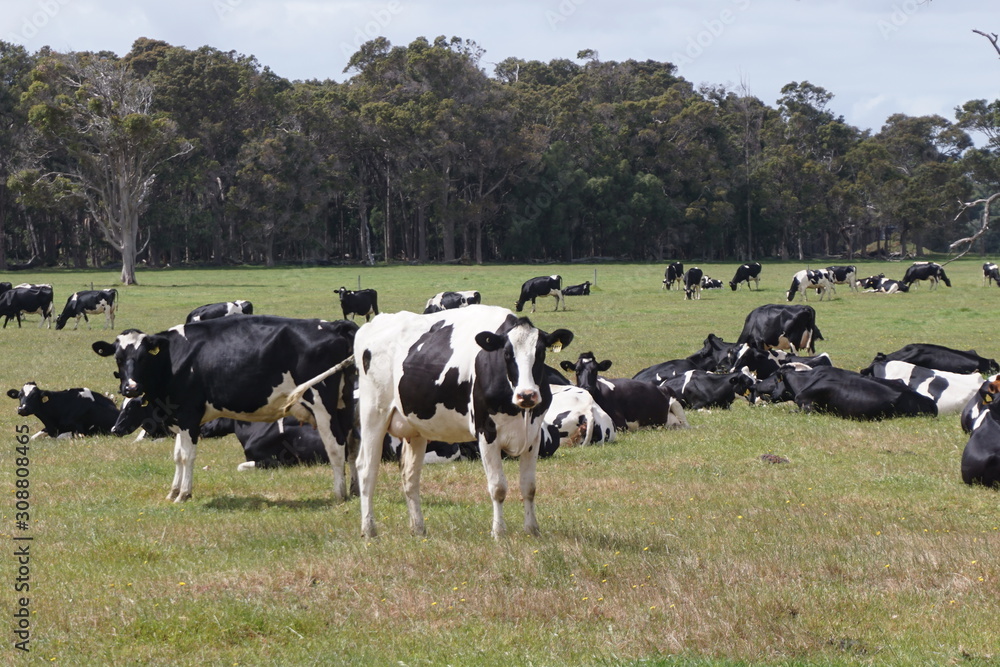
736,304 -> 823,355
662,262 -> 684,290
92,316 -> 358,502
902,262 -> 951,290
786,269 -> 833,302
825,265 -> 858,292
700,276 -> 724,290
515,275 -> 564,312
561,353 -> 688,431
960,376 -> 1000,434
859,274 -> 908,294
659,369 -> 757,410
729,262 -> 762,291
962,410 -> 1000,487
423,290 -> 481,314
55,289 -> 118,330
335,287 -> 379,321
765,366 -> 938,420
7,382 -> 119,439
866,344 -> 999,376
185,300 -> 253,323
683,267 -> 704,300
860,358 -> 982,415
633,334 -> 739,383
562,281 -> 592,296
0,284 -> 54,328
354,305 -> 574,538
0,282 -> 11,294
985,263 -> 1000,287
544,384 -> 616,451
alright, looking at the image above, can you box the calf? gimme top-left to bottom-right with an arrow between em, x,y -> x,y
729,262 -> 762,290
736,304 -> 822,355
336,287 -> 379,321
0,284 -> 54,328
93,315 -> 358,502
354,305 -> 574,538
112,396 -> 175,440
700,276 -> 723,290
662,262 -> 683,290
515,275 -> 564,312
659,369 -> 756,410
860,358 -> 982,415
55,289 -> 118,330
562,281 -> 592,296
423,290 -> 481,314
825,265 -> 858,292
985,263 -> 1000,287
561,353 -> 688,431
962,410 -> 1000,487
7,382 -> 118,439
867,344 -> 999,376
786,269 -> 833,302
186,300 -> 253,323
859,274 -> 908,294
902,262 -> 951,290
683,267 -> 704,300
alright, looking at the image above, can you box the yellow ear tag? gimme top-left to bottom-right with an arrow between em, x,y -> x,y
549,341 -> 562,353
148,346 -> 160,356
42,396 -> 49,403
985,394 -> 993,404
141,398 -> 149,407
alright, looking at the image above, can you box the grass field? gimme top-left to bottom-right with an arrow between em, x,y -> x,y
3,259 -> 1000,665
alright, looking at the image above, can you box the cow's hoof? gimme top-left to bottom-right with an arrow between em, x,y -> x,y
174,492 -> 191,503
166,489 -> 179,501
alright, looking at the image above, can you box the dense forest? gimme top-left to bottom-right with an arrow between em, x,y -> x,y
1,35 -> 999,282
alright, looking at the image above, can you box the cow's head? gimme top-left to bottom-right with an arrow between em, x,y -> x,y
335,287 -> 351,301
6,382 -> 44,416
560,353 -> 612,398
92,329 -> 171,398
730,369 -> 758,403
979,379 -> 1000,406
475,319 -> 573,411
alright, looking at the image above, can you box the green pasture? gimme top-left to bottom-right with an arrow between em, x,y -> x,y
2,259 -> 1000,665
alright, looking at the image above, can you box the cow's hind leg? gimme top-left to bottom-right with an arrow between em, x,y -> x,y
357,403 -> 393,538
480,439 -> 508,539
401,436 -> 428,536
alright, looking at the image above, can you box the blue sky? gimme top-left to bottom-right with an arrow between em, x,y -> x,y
3,0 -> 997,133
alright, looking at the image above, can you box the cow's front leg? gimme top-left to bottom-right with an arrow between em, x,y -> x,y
480,438 -> 508,539
518,446 -> 540,537
168,430 -> 197,502
401,436 -> 428,536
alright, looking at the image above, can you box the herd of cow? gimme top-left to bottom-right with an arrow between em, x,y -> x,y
7,267 -> 1000,538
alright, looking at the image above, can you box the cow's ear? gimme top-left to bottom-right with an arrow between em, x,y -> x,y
92,341 -> 116,357
544,329 -> 573,352
559,360 -> 576,372
598,359 -> 613,371
475,331 -> 505,352
6,389 -> 19,399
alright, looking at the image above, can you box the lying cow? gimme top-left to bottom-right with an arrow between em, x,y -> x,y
859,274 -> 908,294
729,262 -> 762,291
962,409 -> 1000,487
336,287 -> 379,321
515,275 -> 564,312
55,289 -> 118,330
860,358 -> 982,415
562,281 -> 592,296
186,300 -> 253,323
867,344 -> 999,376
659,369 -> 757,410
700,276 -> 723,290
544,384 -> 616,450
632,334 -> 739,383
7,382 -> 119,439
199,417 -> 331,470
423,290 -> 481,314
902,262 -> 951,290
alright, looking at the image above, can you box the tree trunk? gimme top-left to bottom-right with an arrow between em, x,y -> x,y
417,205 -> 428,262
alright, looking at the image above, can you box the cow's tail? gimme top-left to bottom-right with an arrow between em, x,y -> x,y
281,355 -> 356,415
787,276 -> 800,301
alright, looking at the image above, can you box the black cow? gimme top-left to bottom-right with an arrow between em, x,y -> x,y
7,382 -> 119,438
55,289 -> 118,330
729,262 -> 762,291
984,263 -> 1000,287
515,275 -> 564,313
659,369 -> 757,410
683,267 -> 704,300
961,377 -> 1000,434
199,417 -> 330,470
0,284 -> 54,328
859,274 -> 909,294
825,265 -> 858,292
662,262 -> 683,290
562,281 -> 592,296
962,408 -> 1000,487
423,290 -> 481,314
354,305 -> 574,538
380,436 -> 482,464
764,366 -> 938,420
186,300 -> 253,323
865,344 -> 999,376
336,287 -> 379,321
736,304 -> 823,355
112,396 -> 175,439
92,316 -> 358,502
632,334 -> 738,383
561,353 -> 688,431
902,262 -> 951,290
700,276 -> 724,290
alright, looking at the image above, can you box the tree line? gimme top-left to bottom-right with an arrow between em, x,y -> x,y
1,36 -> 999,283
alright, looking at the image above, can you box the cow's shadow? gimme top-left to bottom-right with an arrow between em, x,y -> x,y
203,495 -> 336,512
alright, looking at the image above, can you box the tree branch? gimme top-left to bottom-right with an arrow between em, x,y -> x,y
945,192 -> 1000,263
973,29 -> 1000,58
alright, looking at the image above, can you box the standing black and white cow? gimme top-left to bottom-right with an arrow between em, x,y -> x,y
662,262 -> 684,290
92,316 -> 359,502
185,300 -> 253,323
354,305 -> 574,538
729,262 -> 762,291
515,275 -> 564,313
786,269 -> 833,302
560,353 -> 688,431
736,304 -> 822,355
7,382 -> 119,439
336,287 -> 379,321
423,290 -> 481,314
0,284 -> 54,328
859,274 -> 909,294
860,358 -> 983,415
55,289 -> 118,330
825,265 -> 858,292
902,262 -> 951,290
562,281 -> 592,296
866,344 -> 999,376
984,263 -> 1000,287
682,267 -> 704,300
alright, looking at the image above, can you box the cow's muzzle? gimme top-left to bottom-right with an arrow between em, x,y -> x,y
515,389 -> 539,409
121,379 -> 141,398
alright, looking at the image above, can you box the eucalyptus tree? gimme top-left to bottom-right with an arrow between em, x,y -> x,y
0,41 -> 36,269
